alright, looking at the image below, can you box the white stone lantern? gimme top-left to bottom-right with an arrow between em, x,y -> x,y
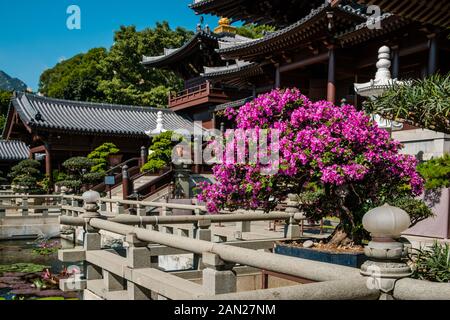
354,46 -> 406,131
145,111 -> 167,137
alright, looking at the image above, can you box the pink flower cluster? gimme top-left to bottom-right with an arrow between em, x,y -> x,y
198,88 -> 424,213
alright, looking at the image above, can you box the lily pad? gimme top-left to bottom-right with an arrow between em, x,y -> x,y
0,263 -> 49,275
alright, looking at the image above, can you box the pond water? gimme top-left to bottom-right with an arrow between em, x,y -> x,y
0,238 -> 77,300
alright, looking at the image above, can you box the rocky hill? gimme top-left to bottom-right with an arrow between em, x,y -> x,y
0,71 -> 27,91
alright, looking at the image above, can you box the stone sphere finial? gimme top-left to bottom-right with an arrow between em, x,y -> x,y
82,190 -> 101,204
363,203 -> 411,239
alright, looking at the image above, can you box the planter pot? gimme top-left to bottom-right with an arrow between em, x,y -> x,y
275,243 -> 368,268
108,154 -> 123,167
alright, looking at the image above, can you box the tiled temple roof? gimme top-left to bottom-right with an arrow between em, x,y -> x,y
9,93 -> 198,137
214,96 -> 253,112
338,13 -> 411,46
0,140 -> 29,161
216,4 -> 367,60
356,0 -> 450,28
189,0 -> 328,27
142,31 -> 253,67
202,61 -> 261,77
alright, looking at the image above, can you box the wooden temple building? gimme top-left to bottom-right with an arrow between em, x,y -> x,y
1,92 -> 196,183
144,0 -> 449,133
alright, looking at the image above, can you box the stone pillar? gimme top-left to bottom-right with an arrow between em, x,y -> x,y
427,33 -> 438,76
360,204 -> 413,300
202,252 -> 236,295
122,165 -> 130,200
125,233 -> 152,300
327,45 -> 336,104
140,146 -> 148,168
284,194 -> 301,239
0,207 -> 5,219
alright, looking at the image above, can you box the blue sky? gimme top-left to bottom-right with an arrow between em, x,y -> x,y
0,0 -> 218,90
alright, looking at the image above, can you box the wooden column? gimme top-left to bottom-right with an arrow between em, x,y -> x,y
427,33 -> 438,76
275,63 -> 281,89
45,145 -> 53,186
140,146 -> 148,168
392,45 -> 400,79
327,46 -> 336,104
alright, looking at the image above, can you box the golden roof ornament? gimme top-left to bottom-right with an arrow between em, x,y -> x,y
214,17 -> 236,34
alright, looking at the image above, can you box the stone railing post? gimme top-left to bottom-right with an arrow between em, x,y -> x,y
21,196 -> 29,216
235,210 -> 251,240
80,191 -> 103,282
284,194 -> 301,239
193,220 -> 212,269
71,197 -> 79,217
125,233 -> 152,300
161,205 -> 173,216
202,252 -> 236,295
115,201 -> 125,215
360,204 -> 413,300
137,204 -> 146,217
99,200 -> 107,213
60,193 -> 68,216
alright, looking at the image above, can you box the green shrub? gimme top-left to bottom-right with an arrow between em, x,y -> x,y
8,160 -> 44,194
409,242 -> 450,283
365,73 -> 450,134
141,131 -> 183,173
417,154 -> 450,190
87,142 -> 120,173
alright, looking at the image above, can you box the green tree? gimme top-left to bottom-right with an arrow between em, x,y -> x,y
0,90 -> 12,132
141,131 -> 182,173
236,24 -> 276,39
98,22 -> 192,106
8,160 -> 44,194
418,154 -> 450,190
39,48 -> 108,102
87,142 -> 120,173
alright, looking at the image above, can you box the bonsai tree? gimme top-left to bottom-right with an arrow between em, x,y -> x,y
57,157 -> 101,193
87,142 -> 120,173
8,160 -> 44,194
198,89 -> 426,245
365,73 -> 450,134
141,131 -> 182,173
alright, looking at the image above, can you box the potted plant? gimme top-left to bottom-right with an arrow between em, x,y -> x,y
197,89 -> 433,267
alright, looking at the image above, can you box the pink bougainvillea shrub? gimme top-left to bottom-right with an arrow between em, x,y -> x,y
197,88 -> 424,242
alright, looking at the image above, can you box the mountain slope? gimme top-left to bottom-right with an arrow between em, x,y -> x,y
0,71 -> 27,91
